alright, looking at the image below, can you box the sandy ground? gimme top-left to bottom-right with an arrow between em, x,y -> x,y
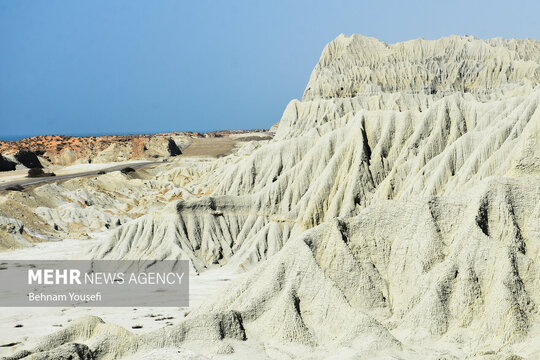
181,137 -> 238,158
180,133 -> 271,158
0,238 -> 242,357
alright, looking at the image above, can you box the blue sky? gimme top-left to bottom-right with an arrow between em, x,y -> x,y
1,0 -> 538,138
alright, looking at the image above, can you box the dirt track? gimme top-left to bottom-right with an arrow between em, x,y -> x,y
180,137 -> 237,158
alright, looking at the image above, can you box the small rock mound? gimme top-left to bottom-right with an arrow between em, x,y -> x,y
167,138 -> 182,156
14,150 -> 42,169
0,154 -> 16,171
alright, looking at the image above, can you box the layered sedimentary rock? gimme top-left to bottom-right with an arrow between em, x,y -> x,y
8,35 -> 540,359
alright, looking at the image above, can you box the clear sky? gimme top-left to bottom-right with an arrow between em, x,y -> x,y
1,0 -> 538,138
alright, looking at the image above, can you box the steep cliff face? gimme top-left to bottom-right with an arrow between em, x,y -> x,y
15,35 -> 540,359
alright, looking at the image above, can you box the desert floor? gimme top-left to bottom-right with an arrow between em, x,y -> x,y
0,237 -> 243,357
